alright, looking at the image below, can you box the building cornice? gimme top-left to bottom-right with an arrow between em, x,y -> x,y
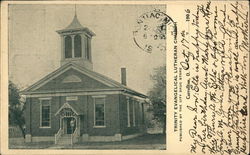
24,89 -> 146,101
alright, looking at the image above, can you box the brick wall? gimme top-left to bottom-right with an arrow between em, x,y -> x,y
25,94 -> 121,137
119,94 -> 145,136
28,97 -> 60,136
87,94 -> 120,136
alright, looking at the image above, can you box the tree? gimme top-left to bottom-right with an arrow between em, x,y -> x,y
147,65 -> 166,134
9,81 -> 25,138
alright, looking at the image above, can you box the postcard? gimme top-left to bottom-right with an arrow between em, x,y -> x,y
0,1 -> 249,155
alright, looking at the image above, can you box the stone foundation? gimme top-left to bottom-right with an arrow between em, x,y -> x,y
25,133 -> 143,143
81,133 -> 142,142
25,134 -> 32,142
32,136 -> 54,142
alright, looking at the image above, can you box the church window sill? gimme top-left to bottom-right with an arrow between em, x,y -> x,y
93,126 -> 106,128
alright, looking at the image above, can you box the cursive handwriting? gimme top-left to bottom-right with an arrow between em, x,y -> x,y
181,1 -> 249,154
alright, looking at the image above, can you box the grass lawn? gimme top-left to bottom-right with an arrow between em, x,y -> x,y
9,141 -> 54,149
9,133 -> 166,150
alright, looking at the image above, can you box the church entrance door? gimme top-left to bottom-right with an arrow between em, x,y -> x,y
63,117 -> 76,134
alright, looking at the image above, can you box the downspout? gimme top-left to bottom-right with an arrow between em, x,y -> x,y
29,97 -> 32,138
118,93 -> 121,133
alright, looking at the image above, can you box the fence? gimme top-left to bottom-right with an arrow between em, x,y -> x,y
9,126 -> 23,138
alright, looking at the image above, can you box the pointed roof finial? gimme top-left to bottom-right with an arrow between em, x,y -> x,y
75,4 -> 77,17
56,5 -> 95,36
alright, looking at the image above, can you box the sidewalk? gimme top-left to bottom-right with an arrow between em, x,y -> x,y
10,133 -> 166,150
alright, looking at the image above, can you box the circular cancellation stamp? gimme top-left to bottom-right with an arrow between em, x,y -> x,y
133,9 -> 176,53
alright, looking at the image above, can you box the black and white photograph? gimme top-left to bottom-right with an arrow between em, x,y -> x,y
3,1 -> 248,154
7,3 -> 167,150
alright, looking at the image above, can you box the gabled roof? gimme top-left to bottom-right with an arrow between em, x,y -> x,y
56,15 -> 95,36
55,102 -> 84,116
21,62 -> 147,98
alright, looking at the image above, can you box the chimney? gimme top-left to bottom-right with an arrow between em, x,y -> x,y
121,68 -> 127,86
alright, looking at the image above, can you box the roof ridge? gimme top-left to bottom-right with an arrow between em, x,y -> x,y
21,63 -> 74,92
22,62 -> 147,98
71,63 -> 147,97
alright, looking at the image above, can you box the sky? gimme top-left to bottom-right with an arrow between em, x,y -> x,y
9,4 -> 166,95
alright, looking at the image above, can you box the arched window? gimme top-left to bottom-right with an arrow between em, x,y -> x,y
74,35 -> 82,58
65,36 -> 72,58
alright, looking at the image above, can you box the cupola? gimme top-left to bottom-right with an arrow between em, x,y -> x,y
56,12 -> 95,70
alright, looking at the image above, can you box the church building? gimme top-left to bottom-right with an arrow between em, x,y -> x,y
21,13 -> 147,144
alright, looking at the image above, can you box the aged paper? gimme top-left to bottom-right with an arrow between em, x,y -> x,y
1,0 -> 249,155
167,1 -> 249,154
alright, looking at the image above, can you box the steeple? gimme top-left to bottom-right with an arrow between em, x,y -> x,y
64,14 -> 84,30
56,6 -> 95,70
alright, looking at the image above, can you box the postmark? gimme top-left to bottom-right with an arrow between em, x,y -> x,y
133,9 -> 176,53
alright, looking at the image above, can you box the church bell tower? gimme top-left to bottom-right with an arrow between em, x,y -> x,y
56,10 -> 95,70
